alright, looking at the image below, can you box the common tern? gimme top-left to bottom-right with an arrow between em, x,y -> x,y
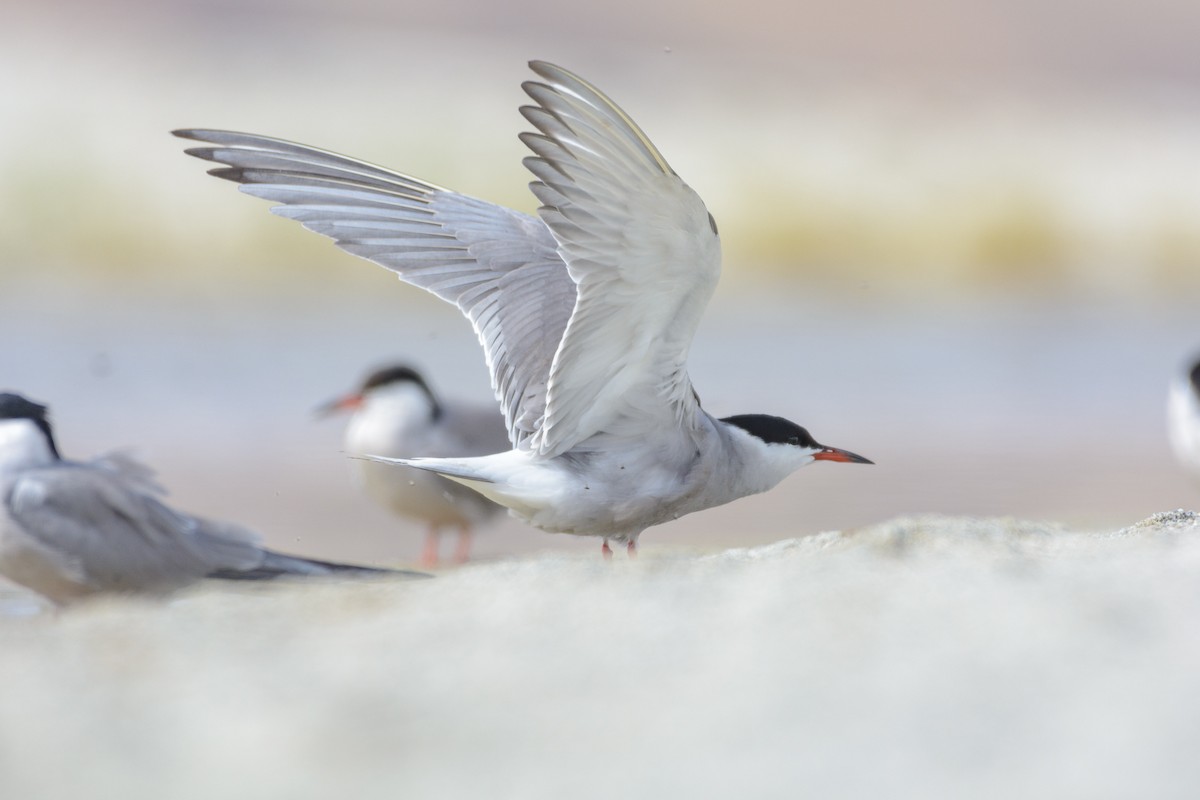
0,392 -> 416,605
1168,356 -> 1200,483
318,364 -> 509,566
176,61 -> 872,556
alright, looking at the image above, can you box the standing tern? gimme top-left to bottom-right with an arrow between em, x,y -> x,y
176,61 -> 872,556
318,364 -> 509,566
1168,356 -> 1200,483
0,392 -> 416,606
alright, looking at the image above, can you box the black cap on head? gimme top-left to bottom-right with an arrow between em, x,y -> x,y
721,414 -> 820,448
0,392 -> 61,458
0,393 -> 48,421
1190,358 -> 1200,395
360,364 -> 442,419
361,365 -> 426,391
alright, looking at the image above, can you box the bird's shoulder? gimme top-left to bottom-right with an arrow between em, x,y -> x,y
5,459 -> 189,546
438,402 -> 513,454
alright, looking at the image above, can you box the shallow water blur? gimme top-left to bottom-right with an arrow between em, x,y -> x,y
2,274 -> 1195,572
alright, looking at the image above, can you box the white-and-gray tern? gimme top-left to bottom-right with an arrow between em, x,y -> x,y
176,61 -> 872,557
0,392 -> 416,605
1168,357 -> 1200,483
317,364 -> 509,565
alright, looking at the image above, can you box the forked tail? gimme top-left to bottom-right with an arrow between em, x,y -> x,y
358,454 -> 497,485
359,454 -> 537,515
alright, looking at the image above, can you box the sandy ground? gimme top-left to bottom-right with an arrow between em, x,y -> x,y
1,511 -> 1199,799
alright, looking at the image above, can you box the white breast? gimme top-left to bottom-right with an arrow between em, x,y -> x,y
0,420 -> 55,473
1168,378 -> 1200,481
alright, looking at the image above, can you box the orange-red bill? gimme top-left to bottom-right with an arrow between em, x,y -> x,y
812,446 -> 873,465
313,393 -> 364,418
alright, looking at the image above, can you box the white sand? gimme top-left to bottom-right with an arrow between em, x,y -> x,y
2,511 -> 1199,799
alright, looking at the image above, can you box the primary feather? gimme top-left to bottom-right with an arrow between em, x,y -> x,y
175,60 -> 719,459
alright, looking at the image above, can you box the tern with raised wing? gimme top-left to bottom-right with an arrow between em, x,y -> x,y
177,61 -> 872,556
0,392 -> 416,605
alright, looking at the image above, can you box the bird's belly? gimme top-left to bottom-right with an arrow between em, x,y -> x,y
357,460 -> 495,527
516,456 -> 704,540
525,501 -> 679,540
0,528 -> 96,605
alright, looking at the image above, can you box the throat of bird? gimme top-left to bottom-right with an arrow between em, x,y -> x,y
0,420 -> 56,470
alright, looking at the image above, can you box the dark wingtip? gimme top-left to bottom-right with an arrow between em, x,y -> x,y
520,80 -> 545,102
206,166 -> 247,182
528,61 -> 570,84
207,559 -> 432,582
517,105 -> 540,125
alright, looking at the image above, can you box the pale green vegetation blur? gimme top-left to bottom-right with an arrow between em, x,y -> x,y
8,102 -> 1199,297
5,3 -> 1199,298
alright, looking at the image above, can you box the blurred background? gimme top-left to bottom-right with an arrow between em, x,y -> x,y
2,0 -> 1199,564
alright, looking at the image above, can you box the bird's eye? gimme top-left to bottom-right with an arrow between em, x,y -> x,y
788,436 -> 799,445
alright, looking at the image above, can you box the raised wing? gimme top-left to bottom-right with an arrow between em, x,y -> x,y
5,462 -> 263,592
521,61 -> 722,456
174,129 -> 576,450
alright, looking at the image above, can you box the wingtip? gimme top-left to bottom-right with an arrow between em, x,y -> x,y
172,128 -> 261,146
520,59 -> 674,177
181,145 -> 217,162
206,166 -> 248,182
527,60 -> 574,84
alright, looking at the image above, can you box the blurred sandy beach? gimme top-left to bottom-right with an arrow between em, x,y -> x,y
4,513 -> 1200,800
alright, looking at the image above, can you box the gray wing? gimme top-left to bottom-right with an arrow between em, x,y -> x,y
519,62 -> 722,456
90,449 -> 166,495
441,402 -> 516,457
5,462 -> 265,593
175,129 -> 577,450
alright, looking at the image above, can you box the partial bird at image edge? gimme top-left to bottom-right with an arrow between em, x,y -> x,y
0,392 -> 426,607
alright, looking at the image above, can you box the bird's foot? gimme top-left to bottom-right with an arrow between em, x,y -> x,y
453,526 -> 473,564
601,540 -> 613,561
627,540 -> 637,559
420,528 -> 441,569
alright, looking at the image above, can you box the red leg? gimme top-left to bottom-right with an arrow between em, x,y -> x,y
627,539 -> 638,559
601,539 -> 613,561
453,525 -> 473,564
420,525 -> 440,568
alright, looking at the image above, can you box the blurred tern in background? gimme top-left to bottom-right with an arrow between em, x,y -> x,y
0,392 -> 419,606
177,60 -> 872,557
318,364 -> 509,566
1168,356 -> 1200,483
